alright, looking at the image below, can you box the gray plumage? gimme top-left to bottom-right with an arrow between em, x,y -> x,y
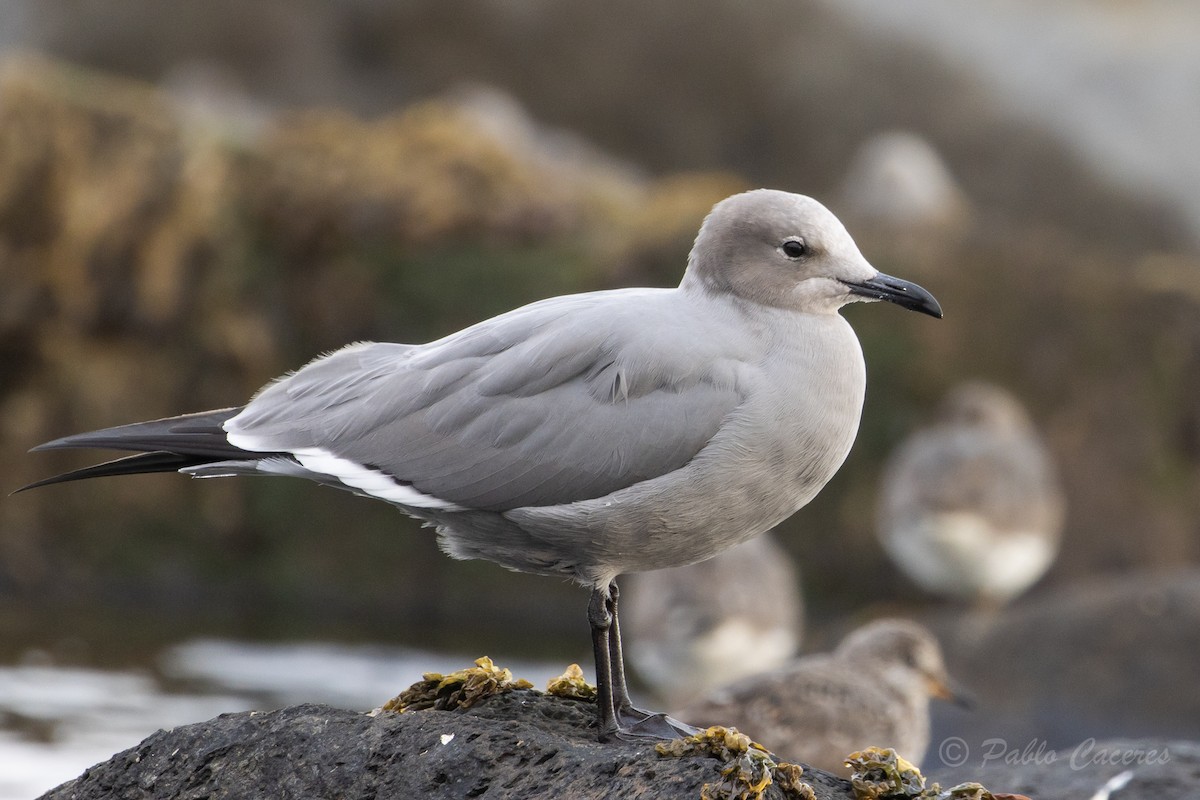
625,532 -> 802,706
678,619 -> 962,773
877,381 -> 1065,604
25,188 -> 941,739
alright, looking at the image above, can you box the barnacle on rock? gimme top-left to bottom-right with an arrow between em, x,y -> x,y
771,761 -> 817,800
545,663 -> 597,702
656,726 -> 815,800
936,783 -> 996,800
845,747 -> 1003,800
381,656 -> 533,713
845,747 -> 926,799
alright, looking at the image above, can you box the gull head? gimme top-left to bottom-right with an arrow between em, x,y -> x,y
685,189 -> 942,318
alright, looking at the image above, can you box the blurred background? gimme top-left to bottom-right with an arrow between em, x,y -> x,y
1,0 -> 1199,796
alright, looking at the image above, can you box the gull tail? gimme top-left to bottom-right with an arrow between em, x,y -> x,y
16,407 -> 270,493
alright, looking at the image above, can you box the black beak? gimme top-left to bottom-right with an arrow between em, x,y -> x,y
843,272 -> 943,318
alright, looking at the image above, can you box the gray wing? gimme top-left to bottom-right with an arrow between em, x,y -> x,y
226,290 -> 746,511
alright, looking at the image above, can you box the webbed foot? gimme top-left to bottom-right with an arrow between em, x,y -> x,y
604,707 -> 703,742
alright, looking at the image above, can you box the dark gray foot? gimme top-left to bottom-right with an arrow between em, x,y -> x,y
608,709 -> 703,742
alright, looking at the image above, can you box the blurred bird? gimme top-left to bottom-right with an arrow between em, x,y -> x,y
624,532 -> 803,707
877,381 -> 1065,605
678,618 -> 968,774
838,130 -> 969,232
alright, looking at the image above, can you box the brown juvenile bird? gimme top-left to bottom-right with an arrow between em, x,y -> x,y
678,618 -> 968,774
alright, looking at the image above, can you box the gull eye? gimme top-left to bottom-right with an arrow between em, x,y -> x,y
781,238 -> 808,259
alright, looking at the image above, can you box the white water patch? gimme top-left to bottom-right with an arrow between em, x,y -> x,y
159,639 -> 575,709
0,663 -> 249,800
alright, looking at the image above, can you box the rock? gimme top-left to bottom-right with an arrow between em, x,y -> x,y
931,738 -> 1198,800
928,569 -> 1200,750
40,693 -> 857,800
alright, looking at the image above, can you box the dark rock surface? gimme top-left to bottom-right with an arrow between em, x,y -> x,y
40,692 -> 855,800
928,569 -> 1200,751
931,738 -> 1200,800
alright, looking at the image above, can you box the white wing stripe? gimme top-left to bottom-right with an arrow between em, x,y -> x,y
225,430 -> 465,511
291,447 -> 468,511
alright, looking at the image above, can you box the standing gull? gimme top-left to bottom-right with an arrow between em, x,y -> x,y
877,381 -> 1064,605
22,189 -> 941,741
678,619 -> 968,773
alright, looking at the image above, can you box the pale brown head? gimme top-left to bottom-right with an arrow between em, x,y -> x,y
683,189 -> 942,317
836,618 -> 971,707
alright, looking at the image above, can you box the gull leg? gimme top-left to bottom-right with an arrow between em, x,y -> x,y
607,580 -> 641,717
597,579 -> 702,741
588,584 -> 621,741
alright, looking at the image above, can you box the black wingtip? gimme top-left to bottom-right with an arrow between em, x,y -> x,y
15,451 -> 216,494
25,407 -> 246,458
12,475 -> 65,494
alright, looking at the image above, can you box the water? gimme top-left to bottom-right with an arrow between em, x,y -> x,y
0,639 -> 571,799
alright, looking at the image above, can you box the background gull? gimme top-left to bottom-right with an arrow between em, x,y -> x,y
625,532 -> 803,707
677,618 -> 968,774
877,381 -> 1065,606
22,188 -> 941,741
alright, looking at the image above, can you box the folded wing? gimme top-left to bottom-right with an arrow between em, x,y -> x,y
227,291 -> 745,511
